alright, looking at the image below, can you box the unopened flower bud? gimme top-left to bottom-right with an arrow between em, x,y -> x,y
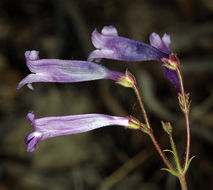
161,121 -> 173,135
178,93 -> 190,113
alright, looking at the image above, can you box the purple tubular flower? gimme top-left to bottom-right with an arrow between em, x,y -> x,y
88,26 -> 168,62
16,50 -> 125,90
149,33 -> 181,92
25,111 -> 130,152
88,26 -> 180,92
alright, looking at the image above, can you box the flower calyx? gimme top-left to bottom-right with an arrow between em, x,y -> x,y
128,117 -> 149,134
161,53 -> 179,71
117,69 -> 136,88
127,117 -> 141,130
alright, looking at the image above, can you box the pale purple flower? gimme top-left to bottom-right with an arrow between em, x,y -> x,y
25,111 -> 131,152
17,50 -> 125,90
88,26 -> 180,92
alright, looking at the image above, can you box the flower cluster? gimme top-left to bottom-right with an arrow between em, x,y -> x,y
17,26 -> 180,152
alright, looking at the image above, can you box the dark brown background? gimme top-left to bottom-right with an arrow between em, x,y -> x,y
0,0 -> 213,189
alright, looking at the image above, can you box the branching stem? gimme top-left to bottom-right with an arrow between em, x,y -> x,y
132,67 -> 190,190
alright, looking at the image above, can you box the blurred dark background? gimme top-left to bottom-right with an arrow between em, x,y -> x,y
1,0 -> 213,189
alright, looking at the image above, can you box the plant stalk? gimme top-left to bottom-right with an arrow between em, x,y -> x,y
133,84 -> 151,129
177,68 -> 191,170
149,130 -> 175,172
179,175 -> 188,190
133,84 -> 175,172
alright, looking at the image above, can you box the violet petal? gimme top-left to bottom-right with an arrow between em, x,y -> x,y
25,111 -> 130,152
17,50 -> 125,90
88,26 -> 168,62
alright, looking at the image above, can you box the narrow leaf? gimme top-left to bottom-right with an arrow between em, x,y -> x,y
163,149 -> 174,156
161,168 -> 179,177
183,156 -> 196,174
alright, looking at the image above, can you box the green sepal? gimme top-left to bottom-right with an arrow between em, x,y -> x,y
183,156 -> 196,174
161,168 -> 179,177
161,53 -> 179,71
162,63 -> 177,71
116,69 -> 136,88
127,117 -> 141,130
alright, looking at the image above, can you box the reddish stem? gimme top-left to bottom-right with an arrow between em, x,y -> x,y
184,112 -> 190,170
149,130 -> 175,172
133,84 -> 175,172
177,67 -> 190,170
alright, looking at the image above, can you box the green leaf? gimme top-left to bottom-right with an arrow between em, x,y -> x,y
183,156 -> 196,174
163,149 -> 174,154
161,168 -> 179,177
